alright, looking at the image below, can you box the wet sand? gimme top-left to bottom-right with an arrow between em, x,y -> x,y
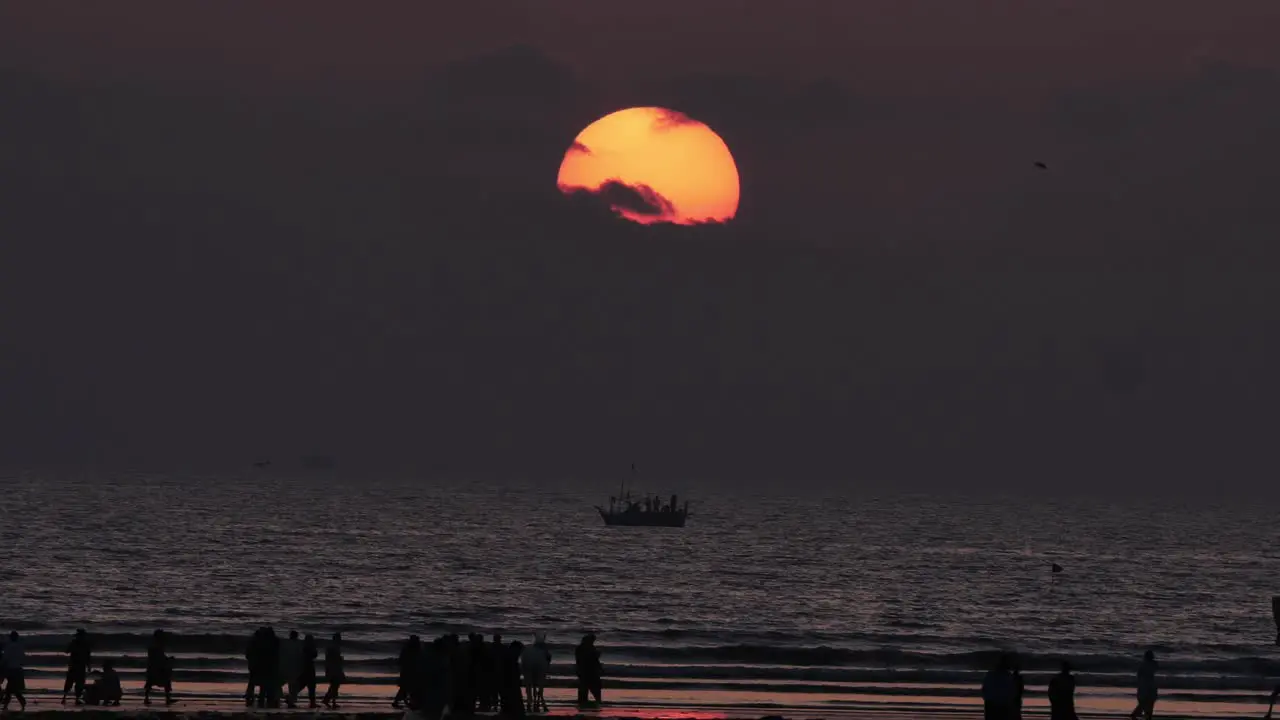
10,661 -> 1274,719
2,683 -> 1271,720
0,709 -> 1270,720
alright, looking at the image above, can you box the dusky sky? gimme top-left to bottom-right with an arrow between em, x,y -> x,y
2,2 -> 1278,491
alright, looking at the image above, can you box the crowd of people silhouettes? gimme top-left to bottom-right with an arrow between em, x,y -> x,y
0,627 -> 1167,717
0,628 -> 603,716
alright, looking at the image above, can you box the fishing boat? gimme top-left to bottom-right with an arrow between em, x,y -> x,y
595,464 -> 689,527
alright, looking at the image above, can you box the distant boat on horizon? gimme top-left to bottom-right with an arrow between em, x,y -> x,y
595,463 -> 689,527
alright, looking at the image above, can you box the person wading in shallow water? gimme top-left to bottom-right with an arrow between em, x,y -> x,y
574,633 -> 603,707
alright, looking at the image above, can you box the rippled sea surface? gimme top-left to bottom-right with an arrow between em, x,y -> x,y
2,471 -> 1278,712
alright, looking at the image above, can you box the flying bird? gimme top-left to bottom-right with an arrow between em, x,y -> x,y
253,460 -> 272,469
1034,161 -> 1049,170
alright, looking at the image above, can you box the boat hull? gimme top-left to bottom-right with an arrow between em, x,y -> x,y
596,507 -> 687,527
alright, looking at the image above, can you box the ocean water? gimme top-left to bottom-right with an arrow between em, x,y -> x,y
2,471 -> 1278,713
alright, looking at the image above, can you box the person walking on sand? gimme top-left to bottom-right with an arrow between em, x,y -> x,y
453,634 -> 477,717
1129,650 -> 1158,720
489,634 -> 504,711
474,634 -> 494,713
245,627 -> 269,707
981,654 -> 1013,720
575,633 -> 603,707
263,626 -> 281,707
323,632 -> 345,708
299,633 -> 319,708
1011,655 -> 1025,720
499,640 -> 526,719
521,631 -> 552,713
1049,661 -> 1078,720
2,631 -> 27,711
62,628 -> 93,705
417,636 -> 451,720
143,629 -> 174,706
394,634 -> 422,708
280,629 -> 304,708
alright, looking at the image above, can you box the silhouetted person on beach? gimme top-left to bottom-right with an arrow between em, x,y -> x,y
471,630 -> 488,707
575,633 -> 603,707
281,629 -> 304,708
100,659 -> 122,706
1011,656 -> 1025,720
299,633 -> 319,708
489,634 -> 504,710
263,627 -> 281,706
323,632 -> 345,708
143,629 -> 173,706
85,659 -> 122,706
246,626 -> 282,707
2,631 -> 27,711
62,627 -> 93,705
1130,650 -> 1158,720
453,634 -> 477,717
415,637 -> 451,720
522,632 -> 552,713
1049,661 -> 1078,720
981,654 -> 1014,720
394,634 -> 421,708
499,640 -> 526,718
246,627 -> 267,707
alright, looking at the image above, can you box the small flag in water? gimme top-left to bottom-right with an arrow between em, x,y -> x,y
1051,563 -> 1064,573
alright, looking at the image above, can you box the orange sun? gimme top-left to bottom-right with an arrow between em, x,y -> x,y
556,107 -> 740,225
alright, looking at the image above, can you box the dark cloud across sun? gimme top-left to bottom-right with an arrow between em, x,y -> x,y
590,180 -> 677,220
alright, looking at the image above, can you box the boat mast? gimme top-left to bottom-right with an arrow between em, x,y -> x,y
620,462 -> 631,505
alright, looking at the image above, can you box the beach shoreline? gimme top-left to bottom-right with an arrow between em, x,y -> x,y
1,682 -> 1272,720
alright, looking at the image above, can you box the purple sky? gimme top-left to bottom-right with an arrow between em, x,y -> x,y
1,2 -> 1278,490
5,2 -> 1279,88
